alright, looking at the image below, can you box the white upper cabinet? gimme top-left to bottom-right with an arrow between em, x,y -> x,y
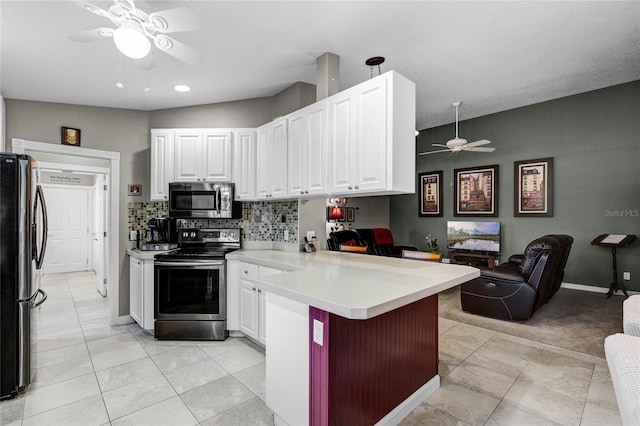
256,118 -> 288,200
233,129 -> 257,201
148,70 -> 416,201
329,70 -> 416,196
150,129 -> 174,201
202,130 -> 233,181
174,129 -> 232,182
287,100 -> 329,197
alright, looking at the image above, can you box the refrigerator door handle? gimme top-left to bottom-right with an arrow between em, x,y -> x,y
33,185 -> 48,270
32,288 -> 48,308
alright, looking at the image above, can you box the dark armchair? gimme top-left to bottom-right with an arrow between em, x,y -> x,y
326,230 -> 365,252
356,228 -> 417,257
460,235 -> 573,320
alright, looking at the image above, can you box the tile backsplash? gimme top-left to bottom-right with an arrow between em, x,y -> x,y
128,200 -> 298,244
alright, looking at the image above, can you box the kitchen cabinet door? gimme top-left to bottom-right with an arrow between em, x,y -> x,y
150,129 -> 174,201
174,130 -> 203,182
256,118 -> 287,200
129,257 -> 143,326
239,279 -> 259,341
287,100 -> 329,197
353,76 -> 387,193
329,91 -> 356,194
233,129 -> 256,201
202,130 -> 233,182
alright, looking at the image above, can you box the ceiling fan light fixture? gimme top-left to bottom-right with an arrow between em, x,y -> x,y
113,20 -> 150,59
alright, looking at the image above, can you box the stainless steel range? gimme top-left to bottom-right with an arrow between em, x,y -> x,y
154,228 -> 240,340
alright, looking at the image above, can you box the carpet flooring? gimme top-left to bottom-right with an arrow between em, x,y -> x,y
438,286 -> 625,358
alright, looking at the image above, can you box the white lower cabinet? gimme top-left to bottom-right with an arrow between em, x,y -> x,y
227,260 -> 282,346
129,256 -> 155,330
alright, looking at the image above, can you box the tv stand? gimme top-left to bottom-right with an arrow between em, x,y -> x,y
447,251 -> 496,268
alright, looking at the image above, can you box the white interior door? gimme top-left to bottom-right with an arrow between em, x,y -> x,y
42,186 -> 91,274
93,175 -> 107,295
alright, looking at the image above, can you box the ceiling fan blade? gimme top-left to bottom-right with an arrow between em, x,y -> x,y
67,27 -> 113,42
154,35 -> 201,65
465,139 -> 492,148
418,149 -> 452,156
149,7 -> 201,33
431,143 -> 448,148
463,147 -> 496,152
74,1 -> 113,19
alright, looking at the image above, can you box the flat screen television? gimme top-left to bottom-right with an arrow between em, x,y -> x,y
447,221 -> 501,253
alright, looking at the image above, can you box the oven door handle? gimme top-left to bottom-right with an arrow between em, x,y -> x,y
155,261 -> 225,267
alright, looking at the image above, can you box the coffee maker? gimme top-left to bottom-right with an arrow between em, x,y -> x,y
141,217 -> 178,251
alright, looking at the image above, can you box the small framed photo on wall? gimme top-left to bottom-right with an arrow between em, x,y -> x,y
418,171 -> 443,217
128,184 -> 142,196
61,126 -> 81,146
454,165 -> 499,216
514,157 -> 553,217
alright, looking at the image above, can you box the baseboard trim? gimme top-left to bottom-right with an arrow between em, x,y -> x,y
561,282 -> 638,296
374,375 -> 440,425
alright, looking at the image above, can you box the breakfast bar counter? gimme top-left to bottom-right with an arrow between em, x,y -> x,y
225,250 -> 479,425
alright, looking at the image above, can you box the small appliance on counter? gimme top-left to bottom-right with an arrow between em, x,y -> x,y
141,217 -> 178,251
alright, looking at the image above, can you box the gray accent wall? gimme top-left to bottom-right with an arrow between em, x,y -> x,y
390,81 -> 640,290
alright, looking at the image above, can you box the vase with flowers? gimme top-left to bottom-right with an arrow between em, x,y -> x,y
425,235 -> 439,253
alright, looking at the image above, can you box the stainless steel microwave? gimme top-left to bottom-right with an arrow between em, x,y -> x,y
169,182 -> 242,219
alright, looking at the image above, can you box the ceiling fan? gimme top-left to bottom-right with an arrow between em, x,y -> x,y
67,0 -> 201,66
418,101 -> 495,156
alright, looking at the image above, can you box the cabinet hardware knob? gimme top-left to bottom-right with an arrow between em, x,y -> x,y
252,287 -> 256,291
300,191 -> 304,194
305,190 -> 309,194
258,289 -> 262,293
348,185 -> 353,190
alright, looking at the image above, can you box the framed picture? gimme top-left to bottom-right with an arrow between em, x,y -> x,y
418,171 -> 443,217
454,164 -> 499,216
346,207 -> 355,222
514,157 -> 553,217
338,207 -> 346,222
128,184 -> 142,196
61,126 -> 81,146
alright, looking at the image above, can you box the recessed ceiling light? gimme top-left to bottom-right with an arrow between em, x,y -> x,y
174,85 -> 191,92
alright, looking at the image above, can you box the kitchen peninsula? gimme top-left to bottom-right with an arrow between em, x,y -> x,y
226,250 -> 479,425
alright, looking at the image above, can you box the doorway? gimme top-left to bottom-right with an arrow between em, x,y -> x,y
12,139 -> 121,325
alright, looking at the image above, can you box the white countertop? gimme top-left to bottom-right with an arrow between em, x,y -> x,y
126,248 -> 176,260
227,250 -> 479,320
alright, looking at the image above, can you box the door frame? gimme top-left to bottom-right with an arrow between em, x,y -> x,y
12,138 -> 122,326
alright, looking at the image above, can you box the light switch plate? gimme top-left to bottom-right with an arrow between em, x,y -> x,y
129,230 -> 137,241
313,319 -> 324,346
307,231 -> 316,241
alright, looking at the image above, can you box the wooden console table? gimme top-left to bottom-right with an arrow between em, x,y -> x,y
591,234 -> 637,298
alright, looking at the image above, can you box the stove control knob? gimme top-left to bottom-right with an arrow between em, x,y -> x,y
190,231 -> 197,238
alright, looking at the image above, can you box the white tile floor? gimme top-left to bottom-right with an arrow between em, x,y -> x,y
0,271 -> 623,425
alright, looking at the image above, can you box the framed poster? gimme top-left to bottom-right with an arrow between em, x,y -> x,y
418,171 -> 443,217
346,207 -> 355,222
454,164 -> 499,216
514,157 -> 553,217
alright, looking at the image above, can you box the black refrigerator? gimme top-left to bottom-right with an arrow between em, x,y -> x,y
0,153 -> 48,400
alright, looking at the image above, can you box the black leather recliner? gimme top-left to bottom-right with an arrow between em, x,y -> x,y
460,235 -> 573,320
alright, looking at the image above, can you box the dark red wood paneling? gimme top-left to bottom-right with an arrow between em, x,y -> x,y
309,295 -> 439,425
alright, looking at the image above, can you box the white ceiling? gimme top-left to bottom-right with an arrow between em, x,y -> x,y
2,1 -> 639,130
